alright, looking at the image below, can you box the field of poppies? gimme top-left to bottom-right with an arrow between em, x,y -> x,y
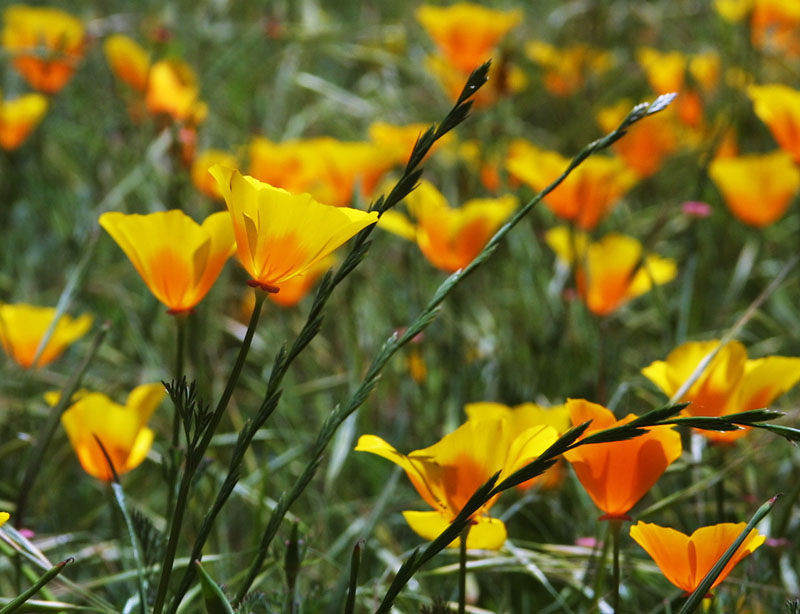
1,1 -> 800,613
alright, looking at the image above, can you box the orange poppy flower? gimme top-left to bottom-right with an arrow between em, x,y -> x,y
210,166 -> 378,293
99,210 -> 235,314
563,399 -> 682,519
53,384 -> 165,481
506,142 -> 637,229
751,0 -> 800,56
546,226 -> 676,316
356,416 -> 558,549
630,522 -> 765,594
709,151 -> 800,227
0,303 -> 92,368
415,3 -> 522,73
465,402 -> 570,490
103,34 -> 150,93
597,99 -> 678,178
748,84 -> 800,164
1,5 -> 85,94
378,179 -> 516,273
641,340 -> 800,443
191,150 -> 238,200
0,92 -> 47,150
525,41 -> 613,98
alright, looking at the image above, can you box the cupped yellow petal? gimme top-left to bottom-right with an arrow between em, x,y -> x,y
544,226 -> 590,265
0,93 -> 47,150
0,303 -> 91,368
402,510 -> 507,549
99,210 -> 233,312
191,150 -> 239,200
210,166 -> 378,291
125,383 -> 166,424
736,356 -> 800,410
104,34 -> 150,92
0,512 -> 9,527
124,427 -> 155,474
630,522 -> 696,592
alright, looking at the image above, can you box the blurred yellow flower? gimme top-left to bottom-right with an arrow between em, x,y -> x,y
0,92 -> 47,150
55,384 -> 164,482
689,52 -> 721,93
99,210 -> 235,314
507,142 -> 637,229
630,522 -> 764,593
597,99 -> 678,178
368,121 -> 451,167
564,399 -> 681,518
525,41 -> 613,97
356,416 -> 558,549
642,340 -> 800,443
546,227 -> 676,316
145,60 -> 206,123
465,402 -> 570,490
709,151 -> 800,227
103,34 -> 150,93
0,304 -> 91,368
1,5 -> 85,94
191,150 -> 238,200
637,47 -> 709,128
714,0 -> 754,22
210,166 -> 378,293
379,179 -> 516,273
424,54 -> 526,108
637,47 -> 685,94
748,84 -> 800,164
0,512 -> 8,527
416,3 -> 522,73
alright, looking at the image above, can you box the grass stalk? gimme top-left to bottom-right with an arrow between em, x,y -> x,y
458,525 -> 470,614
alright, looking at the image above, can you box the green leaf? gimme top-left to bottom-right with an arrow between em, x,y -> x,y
0,559 -> 71,614
196,562 -> 235,614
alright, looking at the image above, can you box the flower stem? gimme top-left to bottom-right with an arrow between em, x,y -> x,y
166,314 -> 188,523
458,525 -> 470,614
610,518 -> 623,613
151,290 -> 266,614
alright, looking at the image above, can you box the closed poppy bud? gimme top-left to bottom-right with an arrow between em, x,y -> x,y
563,399 -> 682,519
99,210 -> 235,314
53,384 -> 165,481
0,303 -> 92,368
0,93 -> 47,150
630,521 -> 765,594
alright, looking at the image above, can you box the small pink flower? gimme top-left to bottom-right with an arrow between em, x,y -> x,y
575,536 -> 599,548
681,201 -> 712,218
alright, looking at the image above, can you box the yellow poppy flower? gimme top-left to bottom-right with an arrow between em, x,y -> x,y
0,92 -> 47,150
368,121 -> 452,167
99,210 -> 235,314
507,142 -> 637,229
210,166 -> 378,293
597,99 -> 678,178
748,84 -> 800,164
709,151 -> 800,227
714,0 -> 754,22
546,226 -> 677,316
630,522 -> 764,594
564,399 -> 682,519
356,417 -> 558,549
0,512 -> 8,527
103,34 -> 150,93
145,59 -> 205,123
465,402 -> 570,490
415,3 -> 522,73
642,340 -> 800,443
637,47 -> 686,94
0,303 -> 92,368
54,384 -> 165,481
191,150 -> 239,200
379,180 -> 516,273
525,41 -> 614,98
1,5 -> 85,94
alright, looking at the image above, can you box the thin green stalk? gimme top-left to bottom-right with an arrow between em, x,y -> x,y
458,525 -> 470,614
166,315 -> 188,524
0,559 -> 71,614
15,323 -> 109,528
110,482 -> 148,614
343,540 -> 363,614
609,518 -> 623,614
151,291 -> 266,614
233,93 -> 681,607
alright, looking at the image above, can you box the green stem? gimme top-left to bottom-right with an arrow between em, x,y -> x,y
151,291 -> 266,614
610,518 -> 623,614
110,482 -> 148,614
458,525 -> 470,614
14,323 -> 108,528
166,315 -> 188,524
0,559 -> 71,614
